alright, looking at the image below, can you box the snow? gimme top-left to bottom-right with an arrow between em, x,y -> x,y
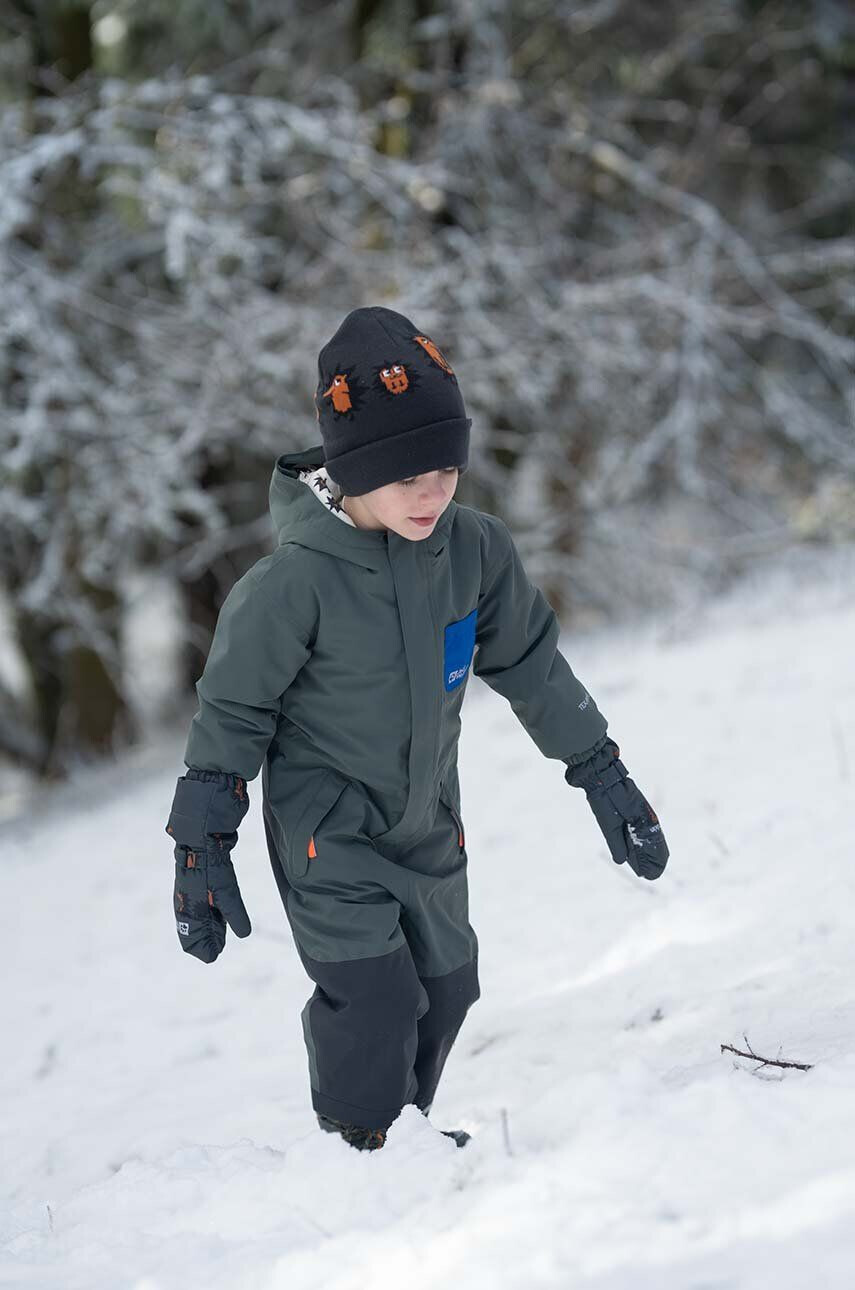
2,545 -> 854,1289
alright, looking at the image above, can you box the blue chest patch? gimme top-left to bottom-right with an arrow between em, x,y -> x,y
443,608 -> 478,691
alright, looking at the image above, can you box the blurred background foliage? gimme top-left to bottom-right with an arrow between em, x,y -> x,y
0,0 -> 853,782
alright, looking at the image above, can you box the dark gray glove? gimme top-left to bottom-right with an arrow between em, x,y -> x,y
565,739 -> 669,880
166,768 -> 252,963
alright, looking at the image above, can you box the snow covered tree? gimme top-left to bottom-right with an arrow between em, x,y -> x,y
0,0 -> 851,777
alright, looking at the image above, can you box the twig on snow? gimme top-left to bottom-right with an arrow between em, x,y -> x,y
721,1033 -> 813,1072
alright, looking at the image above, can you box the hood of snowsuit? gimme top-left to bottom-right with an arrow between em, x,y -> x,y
270,441 -> 457,573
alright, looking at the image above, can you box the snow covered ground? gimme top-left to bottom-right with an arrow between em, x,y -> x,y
2,544 -> 854,1290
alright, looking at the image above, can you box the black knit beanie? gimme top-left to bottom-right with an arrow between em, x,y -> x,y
314,306 -> 471,496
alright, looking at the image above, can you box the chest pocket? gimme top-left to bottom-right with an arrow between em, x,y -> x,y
443,607 -> 478,692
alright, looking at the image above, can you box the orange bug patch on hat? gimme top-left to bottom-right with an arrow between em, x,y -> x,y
323,373 -> 353,413
413,334 -> 455,376
378,363 -> 409,395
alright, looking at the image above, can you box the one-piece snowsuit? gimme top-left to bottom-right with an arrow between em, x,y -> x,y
178,443 -> 609,1131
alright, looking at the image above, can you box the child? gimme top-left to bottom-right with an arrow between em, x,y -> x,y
165,306 -> 670,1152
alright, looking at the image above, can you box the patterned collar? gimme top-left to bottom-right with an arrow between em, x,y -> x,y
297,464 -> 357,528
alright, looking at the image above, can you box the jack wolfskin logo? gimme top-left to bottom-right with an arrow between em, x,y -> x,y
444,608 -> 478,692
177,920 -> 190,936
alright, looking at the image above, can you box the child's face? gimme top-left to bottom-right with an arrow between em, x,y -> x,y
343,467 -> 460,539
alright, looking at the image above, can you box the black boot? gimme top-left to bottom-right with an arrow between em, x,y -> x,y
317,1113 -> 387,1151
317,1110 -> 470,1149
439,1128 -> 471,1148
419,1104 -> 471,1148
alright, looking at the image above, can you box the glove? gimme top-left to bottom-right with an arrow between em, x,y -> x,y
166,768 -> 252,962
564,738 -> 669,880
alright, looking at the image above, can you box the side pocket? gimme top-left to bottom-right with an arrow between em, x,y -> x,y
440,784 -> 465,852
288,771 -> 350,880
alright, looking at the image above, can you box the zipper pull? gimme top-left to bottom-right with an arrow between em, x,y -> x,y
449,805 -> 465,850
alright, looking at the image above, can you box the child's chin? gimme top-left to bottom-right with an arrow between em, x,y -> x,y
394,524 -> 432,540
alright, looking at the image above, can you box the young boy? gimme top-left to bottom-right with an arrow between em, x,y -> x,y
165,306 -> 669,1153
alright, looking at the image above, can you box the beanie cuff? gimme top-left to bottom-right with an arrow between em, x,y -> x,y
324,417 -> 471,496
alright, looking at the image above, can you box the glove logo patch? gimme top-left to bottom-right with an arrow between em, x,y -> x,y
177,920 -> 190,936
443,608 -> 478,691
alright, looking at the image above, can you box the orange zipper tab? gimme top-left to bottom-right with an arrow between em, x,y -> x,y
308,835 -> 317,860
448,804 -> 465,850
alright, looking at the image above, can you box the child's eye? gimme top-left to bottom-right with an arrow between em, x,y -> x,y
401,468 -> 458,487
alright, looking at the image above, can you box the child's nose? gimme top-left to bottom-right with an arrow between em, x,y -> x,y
420,475 -> 451,502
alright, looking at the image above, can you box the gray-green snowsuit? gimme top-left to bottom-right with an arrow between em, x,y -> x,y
177,443 -> 609,1131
